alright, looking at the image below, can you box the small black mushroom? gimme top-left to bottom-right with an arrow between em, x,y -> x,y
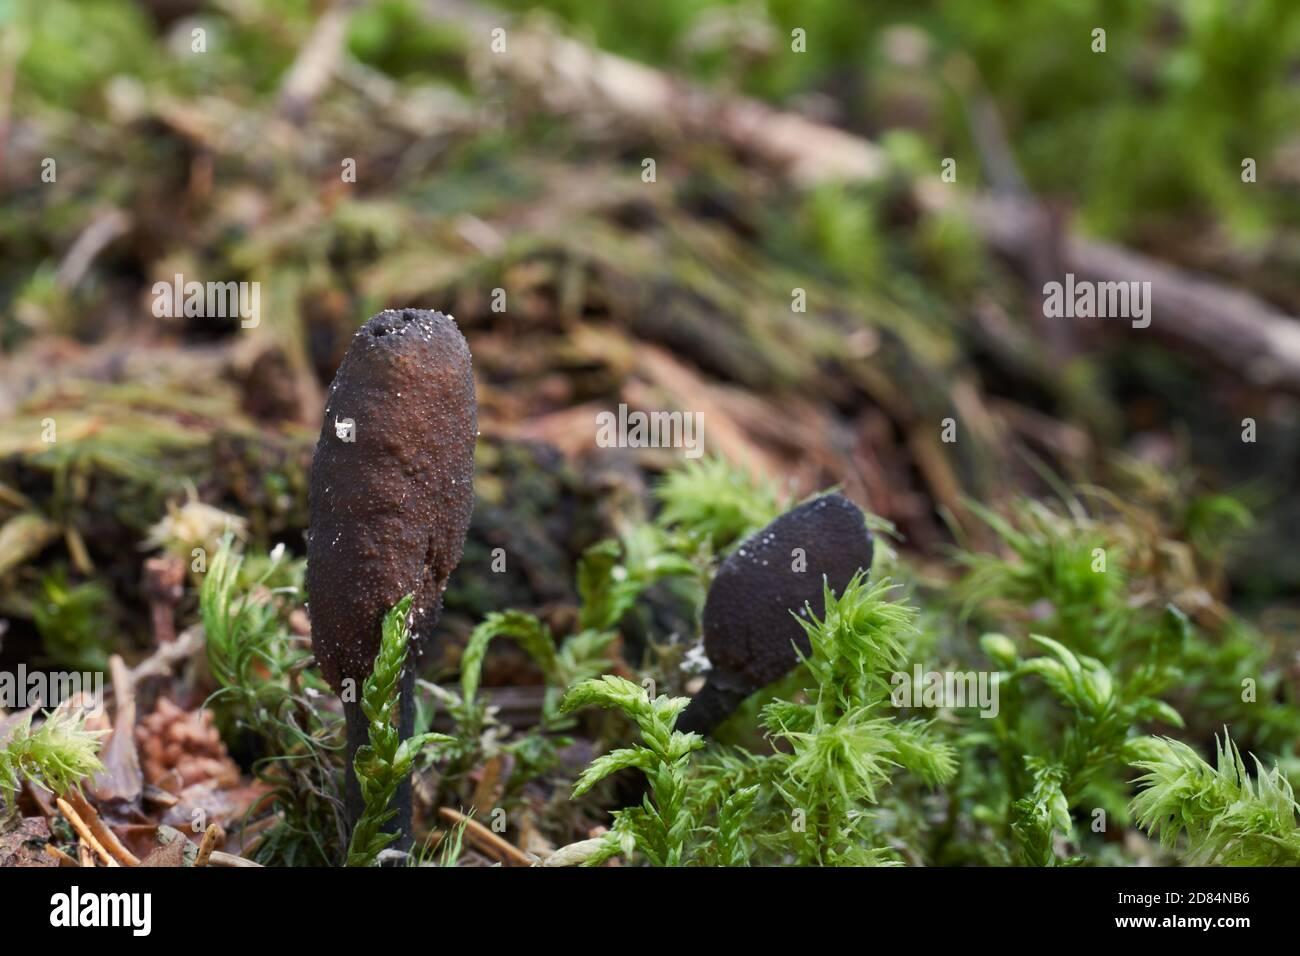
307,308 -> 477,847
677,493 -> 874,735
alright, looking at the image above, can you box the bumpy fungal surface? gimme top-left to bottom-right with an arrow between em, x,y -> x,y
678,493 -> 874,735
307,309 -> 477,696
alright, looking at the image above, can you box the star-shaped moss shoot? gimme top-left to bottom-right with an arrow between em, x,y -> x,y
678,493 -> 874,735
307,309 -> 476,849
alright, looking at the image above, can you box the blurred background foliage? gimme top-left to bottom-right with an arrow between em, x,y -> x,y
8,0 -> 1300,242
486,0 -> 1300,240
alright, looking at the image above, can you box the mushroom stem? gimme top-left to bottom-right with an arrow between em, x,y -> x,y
342,664 -> 416,853
676,680 -> 747,737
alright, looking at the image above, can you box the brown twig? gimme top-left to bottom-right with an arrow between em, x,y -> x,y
481,21 -> 885,186
45,844 -> 80,867
56,797 -> 121,867
961,193 -> 1300,393
194,824 -> 224,867
62,790 -> 140,866
437,806 -> 533,867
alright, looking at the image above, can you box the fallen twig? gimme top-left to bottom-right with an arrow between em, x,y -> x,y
56,797 -> 121,867
62,790 -> 140,867
437,806 -> 533,867
961,193 -> 1300,392
45,844 -> 80,868
481,20 -> 885,186
194,824 -> 223,867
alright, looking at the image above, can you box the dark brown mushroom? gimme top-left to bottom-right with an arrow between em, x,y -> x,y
306,308 -> 477,849
677,493 -> 874,735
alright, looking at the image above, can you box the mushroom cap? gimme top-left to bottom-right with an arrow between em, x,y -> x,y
700,493 -> 874,693
307,309 -> 477,695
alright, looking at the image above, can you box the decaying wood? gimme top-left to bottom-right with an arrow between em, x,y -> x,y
486,25 -> 885,186
470,12 -> 1300,393
960,193 -> 1300,393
